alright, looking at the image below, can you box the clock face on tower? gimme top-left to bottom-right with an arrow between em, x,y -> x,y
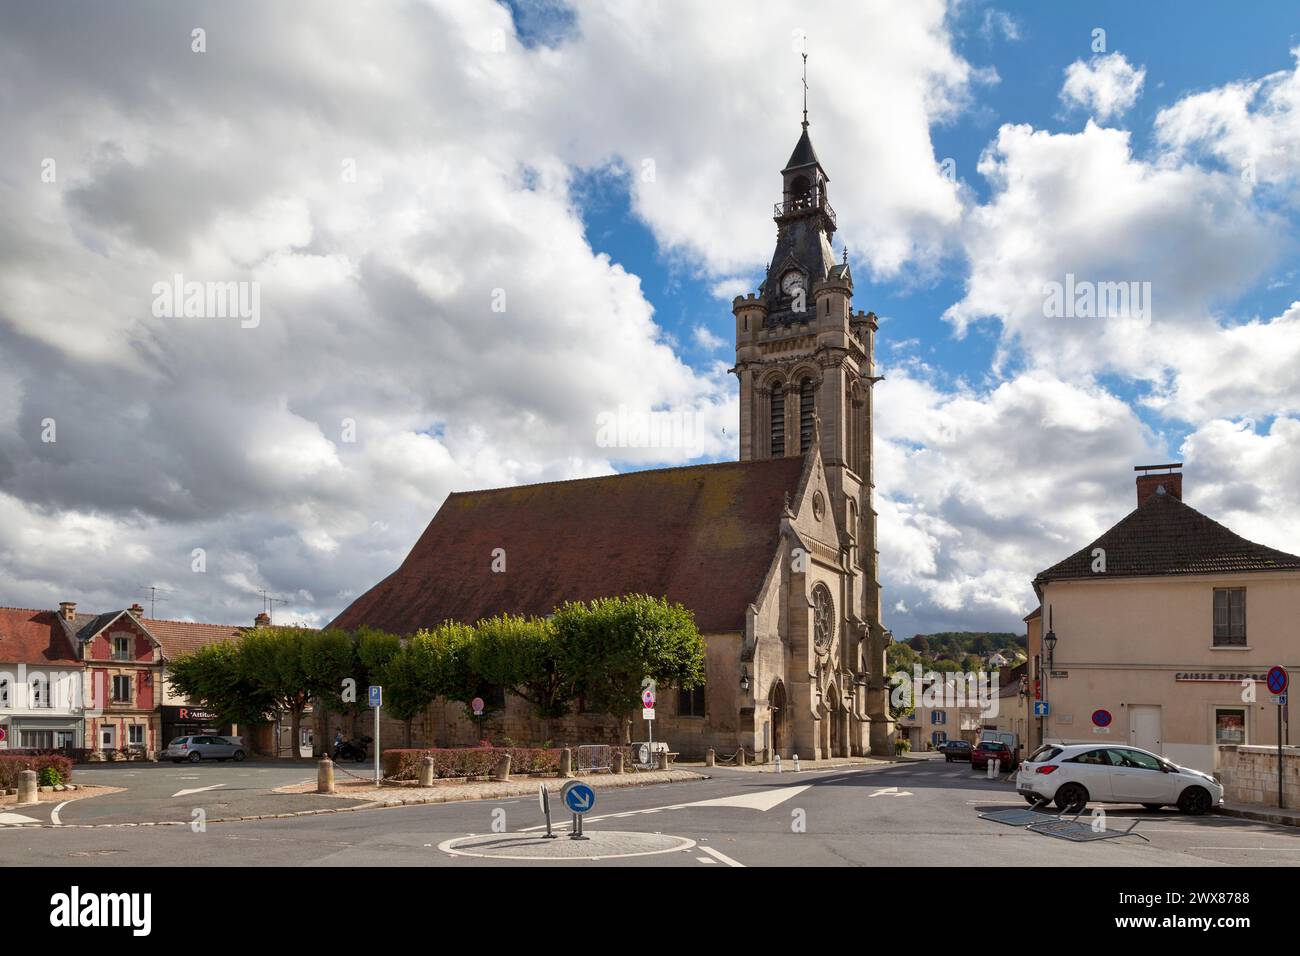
780,270 -> 804,297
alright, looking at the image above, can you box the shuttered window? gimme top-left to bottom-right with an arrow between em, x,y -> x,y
799,378 -> 815,453
1213,588 -> 1246,645
770,387 -> 785,457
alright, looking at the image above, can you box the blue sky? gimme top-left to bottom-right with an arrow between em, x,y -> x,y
560,0 -> 1300,457
3,1 -> 1299,639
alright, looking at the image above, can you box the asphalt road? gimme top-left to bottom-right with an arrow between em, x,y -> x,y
4,760 -> 370,826
3,755 -> 1298,867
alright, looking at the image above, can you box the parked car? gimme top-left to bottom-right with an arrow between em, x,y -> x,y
971,739 -> 1017,771
943,740 -> 972,763
979,730 -> 1019,755
164,735 -> 247,763
1015,743 -> 1222,815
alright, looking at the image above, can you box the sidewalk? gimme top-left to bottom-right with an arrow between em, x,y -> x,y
275,767 -> 708,807
679,755 -> 900,774
1218,799 -> 1300,828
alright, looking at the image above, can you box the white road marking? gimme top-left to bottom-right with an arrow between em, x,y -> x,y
868,786 -> 913,797
519,784 -> 811,831
699,845 -> 744,867
0,812 -> 42,825
696,856 -> 717,864
684,785 -> 811,812
173,784 -> 226,798
50,801 -> 69,826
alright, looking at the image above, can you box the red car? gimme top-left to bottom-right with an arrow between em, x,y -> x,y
971,739 -> 1018,772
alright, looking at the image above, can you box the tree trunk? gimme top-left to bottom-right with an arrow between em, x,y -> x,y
289,707 -> 302,761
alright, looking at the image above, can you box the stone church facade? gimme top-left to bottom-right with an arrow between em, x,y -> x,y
331,119 -> 893,759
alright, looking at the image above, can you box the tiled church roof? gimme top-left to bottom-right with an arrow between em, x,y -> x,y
1035,489 -> 1300,586
330,457 -> 806,635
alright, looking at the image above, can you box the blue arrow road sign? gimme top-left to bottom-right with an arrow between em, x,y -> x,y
1033,700 -> 1050,717
368,685 -> 382,708
562,782 -> 596,815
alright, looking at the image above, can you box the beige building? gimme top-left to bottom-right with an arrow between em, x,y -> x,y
1033,464 -> 1300,772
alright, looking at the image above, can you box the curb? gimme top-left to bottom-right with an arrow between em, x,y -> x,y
0,770 -> 711,831
1217,805 -> 1300,828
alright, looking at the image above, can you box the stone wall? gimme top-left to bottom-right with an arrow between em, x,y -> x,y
314,674 -> 743,761
1217,744 -> 1300,806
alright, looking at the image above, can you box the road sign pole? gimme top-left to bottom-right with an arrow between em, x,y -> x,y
374,702 -> 380,786
1279,703 -> 1284,810
539,784 -> 556,839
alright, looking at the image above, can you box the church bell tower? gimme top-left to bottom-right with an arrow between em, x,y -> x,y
729,78 -> 889,753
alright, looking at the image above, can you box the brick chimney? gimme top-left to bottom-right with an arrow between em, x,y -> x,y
58,601 -> 77,622
1136,463 -> 1183,506
128,602 -> 145,619
254,611 -> 271,628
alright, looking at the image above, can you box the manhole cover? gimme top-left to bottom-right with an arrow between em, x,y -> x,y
439,831 -> 695,861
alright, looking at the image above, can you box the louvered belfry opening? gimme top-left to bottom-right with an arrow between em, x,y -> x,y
770,386 -> 785,457
799,377 -> 815,453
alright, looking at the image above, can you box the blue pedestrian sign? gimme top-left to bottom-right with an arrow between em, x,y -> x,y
1033,700 -> 1050,717
561,781 -> 595,815
368,685 -> 382,708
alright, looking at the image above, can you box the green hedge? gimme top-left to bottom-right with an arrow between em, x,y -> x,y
382,747 -> 563,780
0,754 -> 74,789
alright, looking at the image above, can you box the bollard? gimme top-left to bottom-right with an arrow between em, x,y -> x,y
494,753 -> 512,782
655,751 -> 668,771
559,747 -> 573,778
419,755 -> 435,787
316,757 -> 335,794
17,769 -> 37,805
613,750 -> 625,774
793,753 -> 800,773
987,759 -> 998,780
774,754 -> 781,773
736,748 -> 746,767
705,748 -> 715,768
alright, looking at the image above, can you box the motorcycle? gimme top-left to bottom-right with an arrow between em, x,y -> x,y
332,734 -> 373,762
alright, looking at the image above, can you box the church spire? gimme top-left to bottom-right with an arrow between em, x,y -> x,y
801,48 -> 809,129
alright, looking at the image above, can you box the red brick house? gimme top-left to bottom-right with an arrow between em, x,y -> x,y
63,602 -> 164,755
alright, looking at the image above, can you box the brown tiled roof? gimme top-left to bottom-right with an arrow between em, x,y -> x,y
144,618 -> 245,659
330,457 -> 806,635
1035,490 -> 1300,587
0,608 -> 80,664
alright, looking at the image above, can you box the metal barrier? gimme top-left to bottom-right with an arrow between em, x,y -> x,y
575,744 -> 614,773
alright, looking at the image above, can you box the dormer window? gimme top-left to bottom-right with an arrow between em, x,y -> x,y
113,634 -> 132,661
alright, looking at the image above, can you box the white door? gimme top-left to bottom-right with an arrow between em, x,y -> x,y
100,725 -> 116,751
1129,705 -> 1162,754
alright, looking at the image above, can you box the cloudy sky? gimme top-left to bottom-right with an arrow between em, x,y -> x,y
1,0 -> 1298,637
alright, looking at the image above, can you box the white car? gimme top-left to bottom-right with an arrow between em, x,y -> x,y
1015,743 -> 1222,815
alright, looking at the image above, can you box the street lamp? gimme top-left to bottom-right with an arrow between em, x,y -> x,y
740,668 -> 750,693
1044,629 -> 1057,670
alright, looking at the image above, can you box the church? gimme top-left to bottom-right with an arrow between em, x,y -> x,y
331,114 -> 893,759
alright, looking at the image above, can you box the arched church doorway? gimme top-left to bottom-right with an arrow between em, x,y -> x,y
768,680 -> 788,758
827,683 -> 843,759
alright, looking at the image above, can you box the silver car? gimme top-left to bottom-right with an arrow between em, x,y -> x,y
165,735 -> 246,763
